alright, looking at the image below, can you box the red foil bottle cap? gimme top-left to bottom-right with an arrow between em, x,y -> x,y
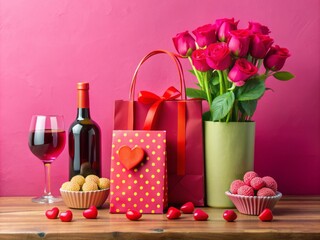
77,82 -> 89,90
77,82 -> 90,108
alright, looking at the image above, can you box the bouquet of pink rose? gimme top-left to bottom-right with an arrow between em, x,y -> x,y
173,18 -> 294,122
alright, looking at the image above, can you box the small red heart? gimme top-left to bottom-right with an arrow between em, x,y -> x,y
59,210 -> 73,222
83,206 -> 98,219
45,207 -> 59,219
223,210 -> 237,222
259,208 -> 273,222
126,209 -> 142,221
180,202 -> 194,214
118,145 -> 144,170
193,209 -> 209,221
166,207 -> 181,220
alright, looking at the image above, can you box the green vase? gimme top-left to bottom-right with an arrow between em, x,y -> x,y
204,121 -> 255,208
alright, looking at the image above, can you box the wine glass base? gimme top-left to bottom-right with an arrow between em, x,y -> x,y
32,195 -> 62,204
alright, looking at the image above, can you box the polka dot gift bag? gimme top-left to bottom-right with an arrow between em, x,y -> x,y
109,130 -> 167,213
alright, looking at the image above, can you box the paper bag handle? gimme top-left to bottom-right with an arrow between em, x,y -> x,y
129,49 -> 186,100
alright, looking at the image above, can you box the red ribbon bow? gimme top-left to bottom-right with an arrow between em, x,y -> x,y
138,86 -> 186,175
138,86 -> 181,130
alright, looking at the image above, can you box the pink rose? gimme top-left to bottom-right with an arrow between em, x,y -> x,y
172,31 -> 196,57
191,49 -> 211,72
228,29 -> 252,57
192,24 -> 216,48
247,22 -> 270,35
250,34 -> 274,59
263,45 -> 291,71
215,18 -> 239,42
206,43 -> 232,70
228,58 -> 258,86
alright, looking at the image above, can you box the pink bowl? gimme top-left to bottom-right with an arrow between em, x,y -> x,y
225,191 -> 282,215
60,188 -> 109,209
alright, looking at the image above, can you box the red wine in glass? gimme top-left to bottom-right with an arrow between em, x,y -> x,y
29,129 -> 65,163
28,115 -> 66,203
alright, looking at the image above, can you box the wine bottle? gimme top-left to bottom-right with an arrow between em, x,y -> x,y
69,82 -> 101,179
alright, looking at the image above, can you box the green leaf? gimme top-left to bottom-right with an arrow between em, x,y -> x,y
239,100 -> 257,117
211,92 -> 235,121
202,111 -> 212,121
211,71 -> 220,85
237,79 -> 265,101
255,74 -> 268,81
273,71 -> 295,81
186,88 -> 207,100
188,69 -> 196,76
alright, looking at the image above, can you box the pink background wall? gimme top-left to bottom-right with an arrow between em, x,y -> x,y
1,0 -> 319,197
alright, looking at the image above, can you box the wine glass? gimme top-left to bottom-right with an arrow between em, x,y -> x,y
28,115 -> 66,203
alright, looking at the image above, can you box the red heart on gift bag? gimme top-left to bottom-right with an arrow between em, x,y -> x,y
118,145 -> 145,170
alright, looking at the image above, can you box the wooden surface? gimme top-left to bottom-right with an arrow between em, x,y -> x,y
0,196 -> 319,240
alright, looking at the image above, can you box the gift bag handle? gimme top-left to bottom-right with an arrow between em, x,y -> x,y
127,50 -> 188,175
129,49 -> 187,101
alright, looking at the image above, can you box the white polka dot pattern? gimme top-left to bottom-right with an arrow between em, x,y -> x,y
109,130 -> 167,214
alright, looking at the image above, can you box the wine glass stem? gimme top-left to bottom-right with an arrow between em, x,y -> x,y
43,163 -> 52,197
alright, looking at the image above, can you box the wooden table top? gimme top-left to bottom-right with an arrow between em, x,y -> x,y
0,196 -> 319,240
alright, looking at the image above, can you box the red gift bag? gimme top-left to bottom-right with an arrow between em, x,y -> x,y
114,50 -> 205,206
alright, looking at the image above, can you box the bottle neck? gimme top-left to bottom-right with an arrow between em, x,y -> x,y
77,88 -> 90,119
77,108 -> 91,119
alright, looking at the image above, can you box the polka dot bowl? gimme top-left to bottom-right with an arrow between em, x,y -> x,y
60,188 -> 109,209
225,191 -> 282,215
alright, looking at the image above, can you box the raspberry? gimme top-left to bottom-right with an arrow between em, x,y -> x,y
237,185 -> 254,196
243,171 -> 259,185
250,177 -> 266,190
262,176 -> 278,192
230,180 -> 246,194
257,187 -> 276,197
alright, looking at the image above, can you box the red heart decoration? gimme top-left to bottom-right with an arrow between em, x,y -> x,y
193,209 -> 209,221
45,207 -> 59,219
83,206 -> 98,219
223,210 -> 237,222
118,145 -> 145,170
126,209 -> 142,221
180,202 -> 194,214
259,208 -> 273,222
166,207 -> 181,220
59,210 -> 73,222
